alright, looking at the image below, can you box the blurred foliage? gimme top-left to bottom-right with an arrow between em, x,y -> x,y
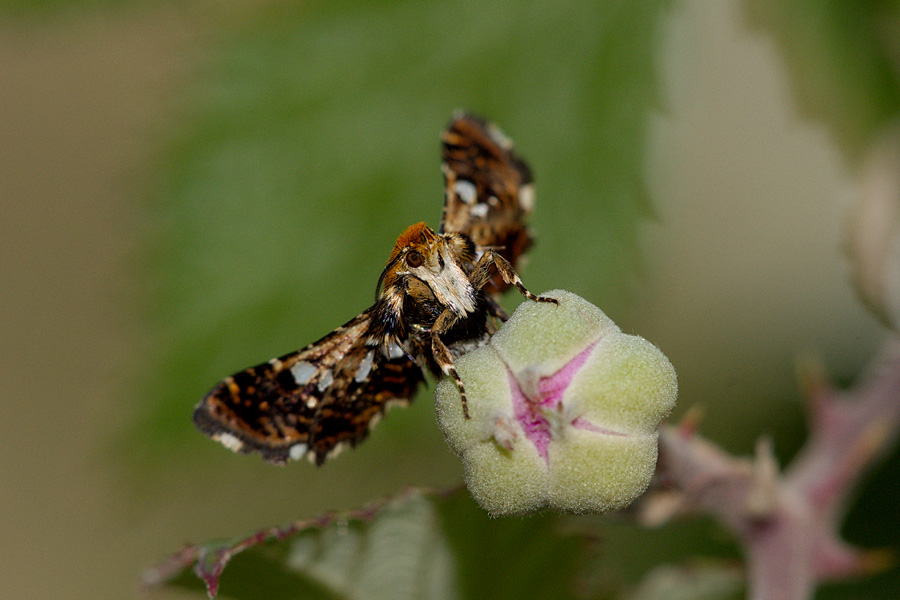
0,0 -> 135,17
621,563 -> 743,600
744,0 -> 900,160
157,488 -> 597,600
131,0 -> 670,465
741,6 -> 900,594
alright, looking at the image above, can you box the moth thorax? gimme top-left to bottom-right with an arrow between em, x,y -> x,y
424,242 -> 476,315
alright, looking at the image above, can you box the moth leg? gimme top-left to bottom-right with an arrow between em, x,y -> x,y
431,308 -> 470,419
471,250 -> 558,305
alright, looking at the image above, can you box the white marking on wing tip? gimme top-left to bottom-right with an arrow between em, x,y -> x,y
214,432 -> 244,452
306,397 -> 318,409
487,124 -> 513,150
453,180 -> 477,204
317,370 -> 334,392
289,443 -> 308,461
369,413 -> 383,429
354,350 -> 375,383
470,203 -> 489,218
519,183 -> 535,212
327,442 -> 347,460
290,361 -> 317,386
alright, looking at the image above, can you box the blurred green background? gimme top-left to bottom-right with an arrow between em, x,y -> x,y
3,0 -> 899,598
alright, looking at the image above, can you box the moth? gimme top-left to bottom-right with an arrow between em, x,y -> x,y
193,112 -> 555,465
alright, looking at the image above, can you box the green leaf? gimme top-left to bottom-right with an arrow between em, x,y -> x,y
146,488 -> 595,600
439,492 -> 594,600
621,562 -> 743,600
744,0 -> 900,159
131,0 -> 671,465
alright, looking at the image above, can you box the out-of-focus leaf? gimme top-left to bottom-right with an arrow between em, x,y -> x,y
438,491 -> 593,600
145,487 -> 595,600
146,488 -> 456,600
283,491 -> 455,600
621,562 -> 743,600
155,547 -> 338,600
744,0 -> 900,159
0,0 -> 121,16
132,0 -> 670,464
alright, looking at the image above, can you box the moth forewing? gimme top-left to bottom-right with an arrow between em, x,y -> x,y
439,113 -> 535,294
192,309 -> 424,465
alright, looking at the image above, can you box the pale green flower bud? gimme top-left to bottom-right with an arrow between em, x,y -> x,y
435,290 -> 677,517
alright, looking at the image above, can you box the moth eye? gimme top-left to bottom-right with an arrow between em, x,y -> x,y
406,249 -> 424,268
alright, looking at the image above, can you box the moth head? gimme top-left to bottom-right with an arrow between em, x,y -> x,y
376,223 -> 477,315
376,223 -> 440,293
392,222 -> 439,263
391,222 -> 474,266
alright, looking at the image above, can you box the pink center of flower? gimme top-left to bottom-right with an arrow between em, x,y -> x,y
508,342 -> 607,465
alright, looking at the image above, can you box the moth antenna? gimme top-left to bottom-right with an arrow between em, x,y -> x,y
375,253 -> 404,300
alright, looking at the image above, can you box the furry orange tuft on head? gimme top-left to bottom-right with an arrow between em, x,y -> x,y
389,222 -> 432,261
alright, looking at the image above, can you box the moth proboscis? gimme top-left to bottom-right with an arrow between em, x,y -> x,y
192,112 -> 555,466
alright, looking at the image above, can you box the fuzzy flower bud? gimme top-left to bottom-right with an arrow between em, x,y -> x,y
435,290 -> 677,517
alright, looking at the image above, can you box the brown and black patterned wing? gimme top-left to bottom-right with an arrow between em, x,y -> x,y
439,112 -> 535,294
192,308 -> 424,465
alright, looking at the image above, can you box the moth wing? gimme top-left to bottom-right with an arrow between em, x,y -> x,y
439,112 -> 535,293
192,308 -> 424,465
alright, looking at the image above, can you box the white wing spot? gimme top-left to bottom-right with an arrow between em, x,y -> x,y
354,350 -> 375,383
518,183 -> 535,212
214,432 -> 244,452
306,397 -> 318,409
317,369 -> 334,392
454,180 -> 477,204
327,441 -> 347,460
486,123 -> 513,150
470,203 -> 489,218
290,361 -> 317,386
289,443 -> 308,461
385,398 -> 410,410
369,412 -> 383,429
385,340 -> 405,360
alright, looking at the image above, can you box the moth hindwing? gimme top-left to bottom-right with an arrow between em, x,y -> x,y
193,112 -> 550,465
